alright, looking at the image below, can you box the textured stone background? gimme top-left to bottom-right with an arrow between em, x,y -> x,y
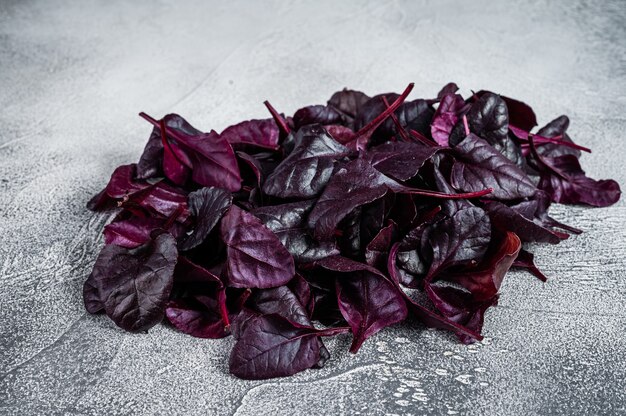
1,1 -> 625,415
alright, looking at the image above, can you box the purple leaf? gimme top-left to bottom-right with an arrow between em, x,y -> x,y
307,158 -> 400,240
364,221 -> 397,271
450,92 -> 508,146
366,141 -> 441,181
83,232 -> 178,331
423,206 -> 492,280
475,90 -> 537,132
140,113 -> 242,191
293,105 -> 344,129
220,118 -> 280,151
221,206 -> 295,288
263,124 -> 349,198
103,213 -> 184,248
512,249 -> 548,282
431,93 -> 469,146
483,201 -> 568,244
451,134 -> 536,200
387,243 -> 484,342
316,256 -> 407,353
254,200 -> 339,262
438,231 -> 521,301
229,314 -> 348,379
534,152 -> 621,207
179,187 -> 232,251
166,256 -> 229,338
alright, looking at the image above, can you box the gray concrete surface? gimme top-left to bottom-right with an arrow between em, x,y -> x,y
1,1 -> 625,415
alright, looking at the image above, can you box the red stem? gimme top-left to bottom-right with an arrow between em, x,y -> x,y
159,119 -> 188,167
353,83 -> 414,140
139,111 -> 159,128
462,114 -> 470,136
510,123 -> 591,153
263,100 -> 291,136
401,187 -> 493,199
317,327 -> 351,337
218,289 -> 230,330
382,96 -> 411,142
163,205 -> 185,230
409,129 -> 437,147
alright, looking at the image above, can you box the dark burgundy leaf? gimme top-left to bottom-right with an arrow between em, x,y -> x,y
424,284 -> 496,343
328,89 -> 371,121
316,256 -> 408,352
140,113 -> 241,191
535,153 -> 620,207
364,221 -> 397,270
179,187 -> 232,251
263,124 -> 348,198
221,206 -> 295,288
423,206 -> 491,280
512,249 -> 548,282
220,118 -> 280,151
254,200 -> 339,262
103,214 -> 184,248
87,164 -> 152,211
136,127 -> 164,180
436,82 -> 460,99
535,115 -> 581,158
83,232 -> 177,331
166,294 -> 228,339
450,92 -> 508,146
366,141 -> 441,181
387,243 -> 483,341
475,90 -> 537,132
124,181 -> 190,220
293,105 -> 343,129
439,231 -> 521,301
483,201 -> 568,244
307,158 -> 400,240
324,124 -> 355,144
229,314 -> 348,379
451,134 -> 536,200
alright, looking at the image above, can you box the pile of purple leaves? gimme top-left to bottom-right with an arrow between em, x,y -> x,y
84,82 -> 621,379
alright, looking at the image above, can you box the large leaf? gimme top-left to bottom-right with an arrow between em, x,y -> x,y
438,231 -> 521,301
87,164 -> 152,210
307,158 -> 400,240
423,206 -> 491,280
387,243 -> 484,342
229,314 -> 347,379
263,124 -> 349,198
451,134 -> 536,200
366,141 -> 441,181
254,200 -> 339,262
475,90 -> 537,132
140,113 -> 241,191
536,153 -> 621,207
103,213 -> 184,248
483,201 -> 568,244
221,206 -> 295,288
293,105 -> 344,129
165,256 -> 229,338
316,256 -> 407,353
83,232 -> 178,331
